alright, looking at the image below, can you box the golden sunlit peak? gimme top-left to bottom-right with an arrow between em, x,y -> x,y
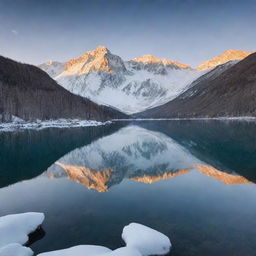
133,54 -> 162,63
94,45 -> 109,52
196,49 -> 255,71
133,55 -> 191,69
63,45 -> 114,74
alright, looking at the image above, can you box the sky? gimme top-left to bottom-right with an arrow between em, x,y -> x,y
0,0 -> 255,67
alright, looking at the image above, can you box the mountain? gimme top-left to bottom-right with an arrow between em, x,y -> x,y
136,52 -> 256,118
0,55 -> 126,122
39,46 -> 202,114
132,54 -> 191,69
197,49 -> 255,71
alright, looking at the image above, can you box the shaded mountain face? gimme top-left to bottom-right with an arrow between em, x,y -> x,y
45,125 -> 251,192
39,46 -> 202,114
0,56 -> 127,122
136,52 -> 256,118
197,49 -> 255,71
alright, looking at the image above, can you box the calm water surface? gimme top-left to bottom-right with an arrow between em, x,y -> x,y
0,120 -> 256,256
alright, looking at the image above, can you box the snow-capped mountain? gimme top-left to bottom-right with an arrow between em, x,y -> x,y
196,49 -> 255,71
39,46 -> 203,114
137,52 -> 256,118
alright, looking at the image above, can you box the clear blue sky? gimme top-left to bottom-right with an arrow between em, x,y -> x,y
0,0 -> 255,67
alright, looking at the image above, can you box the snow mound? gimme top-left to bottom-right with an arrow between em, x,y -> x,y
0,243 -> 33,256
37,245 -> 112,256
122,223 -> 171,256
0,212 -> 45,247
100,247 -> 141,256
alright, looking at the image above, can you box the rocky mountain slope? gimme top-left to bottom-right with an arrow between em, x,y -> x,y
39,46 -> 202,114
0,56 -> 126,122
136,52 -> 256,118
197,49 -> 255,71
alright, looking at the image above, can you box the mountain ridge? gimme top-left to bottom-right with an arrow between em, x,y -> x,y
132,54 -> 191,69
39,46 -> 202,114
196,49 -> 255,71
136,52 -> 256,118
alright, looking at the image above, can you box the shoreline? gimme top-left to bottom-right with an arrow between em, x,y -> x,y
0,119 -> 112,132
113,116 -> 256,122
1,116 -> 256,132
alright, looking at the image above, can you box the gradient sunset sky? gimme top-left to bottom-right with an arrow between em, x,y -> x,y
1,0 -> 255,67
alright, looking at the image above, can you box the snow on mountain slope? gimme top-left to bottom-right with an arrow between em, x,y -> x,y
39,46 -> 203,114
38,61 -> 65,77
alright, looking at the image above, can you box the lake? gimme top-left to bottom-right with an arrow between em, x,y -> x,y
0,120 -> 256,256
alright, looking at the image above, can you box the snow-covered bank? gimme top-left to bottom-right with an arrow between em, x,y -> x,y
37,222 -> 171,256
37,245 -> 112,256
0,212 -> 45,247
0,212 -> 171,256
0,119 -> 111,132
0,243 -> 33,256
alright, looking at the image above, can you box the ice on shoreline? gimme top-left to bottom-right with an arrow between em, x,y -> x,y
0,212 -> 45,247
0,119 -> 111,132
122,223 -> 171,256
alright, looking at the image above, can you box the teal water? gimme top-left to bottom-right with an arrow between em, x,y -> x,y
0,120 -> 256,256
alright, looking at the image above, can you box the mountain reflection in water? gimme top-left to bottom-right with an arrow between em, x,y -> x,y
1,120 -> 256,256
45,126 -> 252,192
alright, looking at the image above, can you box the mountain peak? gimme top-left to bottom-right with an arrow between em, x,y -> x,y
133,55 -> 191,69
63,46 -> 126,75
94,45 -> 109,53
133,54 -> 162,63
197,49 -> 255,71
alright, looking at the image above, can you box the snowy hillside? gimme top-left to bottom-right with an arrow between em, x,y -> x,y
39,46 -> 204,114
